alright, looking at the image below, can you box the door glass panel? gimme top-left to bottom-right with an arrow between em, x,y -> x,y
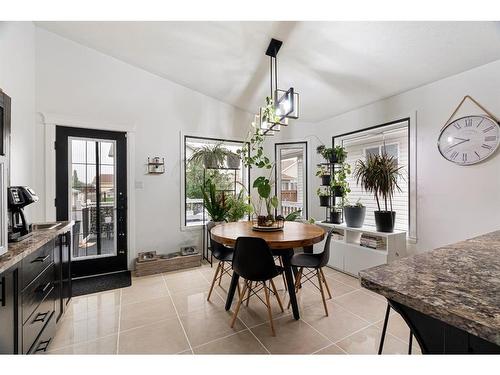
70,137 -> 117,260
276,143 -> 307,219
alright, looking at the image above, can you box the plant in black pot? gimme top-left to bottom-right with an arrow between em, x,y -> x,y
316,166 -> 331,186
317,145 -> 348,163
331,163 -> 351,197
343,198 -> 366,228
317,187 -> 330,207
353,152 -> 404,232
330,202 -> 344,224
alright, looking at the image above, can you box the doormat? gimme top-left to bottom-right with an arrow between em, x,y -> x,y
72,271 -> 131,297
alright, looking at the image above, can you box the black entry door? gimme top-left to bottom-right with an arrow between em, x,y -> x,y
55,126 -> 127,278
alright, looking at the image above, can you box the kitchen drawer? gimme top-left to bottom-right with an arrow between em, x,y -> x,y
28,312 -> 55,355
22,292 -> 55,354
22,264 -> 54,324
22,240 -> 54,290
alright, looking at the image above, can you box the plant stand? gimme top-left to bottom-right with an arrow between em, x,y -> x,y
317,162 -> 344,224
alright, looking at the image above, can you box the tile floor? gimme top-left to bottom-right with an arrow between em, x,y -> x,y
47,263 -> 421,354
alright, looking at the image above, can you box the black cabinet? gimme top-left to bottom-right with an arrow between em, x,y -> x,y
0,266 -> 20,354
53,231 -> 71,323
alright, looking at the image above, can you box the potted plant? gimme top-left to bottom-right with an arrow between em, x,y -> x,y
331,163 -> 351,197
343,198 -> 366,228
353,152 -> 404,232
317,187 -> 330,207
253,175 -> 279,226
189,143 -> 228,169
226,190 -> 253,222
316,166 -> 331,186
317,145 -> 347,163
201,179 -> 230,222
330,209 -> 343,224
226,151 -> 241,169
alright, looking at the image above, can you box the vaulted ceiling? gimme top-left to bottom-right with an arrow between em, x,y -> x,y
36,21 -> 500,122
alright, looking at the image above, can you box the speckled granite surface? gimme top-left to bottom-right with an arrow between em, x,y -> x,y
359,231 -> 500,345
0,221 -> 74,274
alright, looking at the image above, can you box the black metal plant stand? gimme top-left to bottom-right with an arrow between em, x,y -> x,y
201,166 -> 240,266
317,161 -> 344,224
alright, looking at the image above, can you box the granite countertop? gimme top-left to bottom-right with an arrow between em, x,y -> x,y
359,230 -> 500,346
0,221 -> 74,274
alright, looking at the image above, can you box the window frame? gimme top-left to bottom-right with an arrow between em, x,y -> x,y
332,118 -> 415,240
181,134 -> 249,230
274,141 -> 308,219
363,142 -> 400,165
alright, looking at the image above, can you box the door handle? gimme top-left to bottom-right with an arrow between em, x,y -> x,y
33,311 -> 50,323
0,276 -> 5,307
35,338 -> 52,353
31,254 -> 50,263
37,282 -> 52,295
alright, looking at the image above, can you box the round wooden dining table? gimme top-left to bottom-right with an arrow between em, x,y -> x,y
210,221 -> 325,320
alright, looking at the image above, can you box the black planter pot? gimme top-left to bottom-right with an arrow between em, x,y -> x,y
319,195 -> 330,207
374,211 -> 396,232
332,186 -> 344,197
321,175 -> 331,186
330,210 -> 343,224
344,206 -> 366,228
329,154 -> 338,164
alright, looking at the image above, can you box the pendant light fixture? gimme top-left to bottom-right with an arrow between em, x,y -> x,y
256,38 -> 300,136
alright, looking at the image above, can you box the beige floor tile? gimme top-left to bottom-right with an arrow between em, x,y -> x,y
66,290 -> 121,321
170,285 -> 225,316
121,282 -> 169,305
179,305 -> 246,347
51,309 -> 120,350
131,274 -> 166,287
301,300 -> 371,342
165,272 -> 209,293
48,334 -> 117,354
333,290 -> 387,323
374,311 -> 422,354
323,268 -> 361,289
120,296 -> 177,331
193,330 -> 268,354
336,325 -> 408,354
233,295 -> 291,328
250,316 -> 331,354
118,318 -> 190,354
315,343 -> 346,354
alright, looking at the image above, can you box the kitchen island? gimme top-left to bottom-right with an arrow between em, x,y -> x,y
359,230 -> 500,354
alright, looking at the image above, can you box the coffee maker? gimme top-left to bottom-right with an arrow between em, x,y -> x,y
8,186 -> 39,242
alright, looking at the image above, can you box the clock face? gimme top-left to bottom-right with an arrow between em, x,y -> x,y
437,115 -> 500,165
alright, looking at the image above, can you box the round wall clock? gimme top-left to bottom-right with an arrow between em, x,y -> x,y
437,115 -> 500,165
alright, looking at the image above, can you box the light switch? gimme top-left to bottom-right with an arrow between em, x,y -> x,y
135,180 -> 144,189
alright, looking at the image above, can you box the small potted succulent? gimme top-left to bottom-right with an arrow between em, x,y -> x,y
316,166 -> 331,186
317,187 -> 330,207
343,198 -> 366,228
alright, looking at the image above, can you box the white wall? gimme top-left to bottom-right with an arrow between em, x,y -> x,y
35,27 -> 253,267
274,59 -> 500,253
0,22 -> 36,218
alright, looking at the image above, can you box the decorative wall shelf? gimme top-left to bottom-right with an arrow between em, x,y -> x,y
147,157 -> 165,174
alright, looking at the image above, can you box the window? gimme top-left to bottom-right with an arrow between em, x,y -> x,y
275,142 -> 308,219
182,136 -> 247,227
334,120 -> 409,232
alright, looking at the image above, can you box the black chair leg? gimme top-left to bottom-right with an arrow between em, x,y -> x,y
378,303 -> 391,355
408,332 -> 413,355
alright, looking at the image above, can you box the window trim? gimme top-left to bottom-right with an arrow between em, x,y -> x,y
332,117 -> 415,240
181,134 -> 249,230
274,141 -> 308,219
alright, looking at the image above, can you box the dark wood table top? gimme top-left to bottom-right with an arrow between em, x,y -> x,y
210,221 -> 325,250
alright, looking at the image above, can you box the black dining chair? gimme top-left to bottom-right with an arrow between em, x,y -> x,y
288,228 -> 334,316
230,236 -> 285,336
206,221 -> 239,301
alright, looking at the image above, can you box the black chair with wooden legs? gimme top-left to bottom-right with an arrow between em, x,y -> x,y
287,228 -> 334,316
206,222 -> 239,301
378,302 -> 414,354
230,237 -> 285,336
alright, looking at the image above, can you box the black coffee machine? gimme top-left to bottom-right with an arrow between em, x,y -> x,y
8,186 -> 39,242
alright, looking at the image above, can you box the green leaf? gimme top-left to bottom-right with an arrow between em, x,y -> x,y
258,184 -> 271,199
270,196 -> 278,208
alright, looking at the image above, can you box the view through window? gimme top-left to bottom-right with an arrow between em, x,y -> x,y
275,142 -> 307,219
184,136 -> 247,227
334,120 -> 409,232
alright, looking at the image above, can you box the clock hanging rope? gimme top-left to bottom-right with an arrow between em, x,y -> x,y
438,95 -> 500,165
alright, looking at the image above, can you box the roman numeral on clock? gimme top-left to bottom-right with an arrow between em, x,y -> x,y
485,136 -> 497,142
465,118 -> 473,127
475,151 -> 480,159
453,123 -> 461,129
462,153 -> 467,162
483,125 -> 495,133
450,151 -> 459,160
482,144 -> 492,150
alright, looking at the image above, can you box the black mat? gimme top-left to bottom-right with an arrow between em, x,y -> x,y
72,271 -> 132,297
